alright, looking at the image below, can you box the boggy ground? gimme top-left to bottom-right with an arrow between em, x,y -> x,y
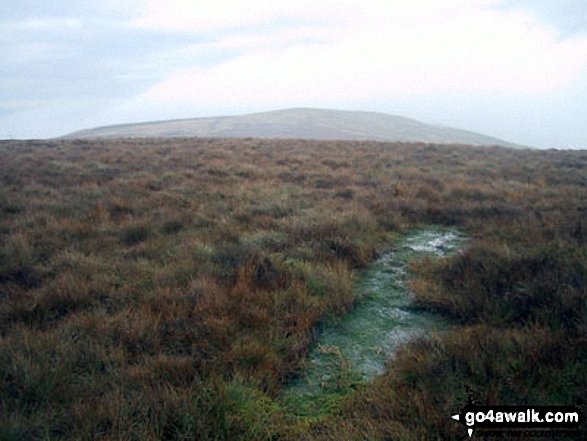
0,138 -> 585,439
281,228 -> 464,418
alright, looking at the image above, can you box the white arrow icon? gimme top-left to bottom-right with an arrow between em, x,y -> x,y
451,414 -> 474,437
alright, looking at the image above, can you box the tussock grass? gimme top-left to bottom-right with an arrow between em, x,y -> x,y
0,138 -> 586,439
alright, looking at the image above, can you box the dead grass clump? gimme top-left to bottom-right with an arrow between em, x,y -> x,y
410,241 -> 587,331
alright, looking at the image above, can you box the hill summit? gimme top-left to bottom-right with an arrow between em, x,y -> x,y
64,108 -> 520,147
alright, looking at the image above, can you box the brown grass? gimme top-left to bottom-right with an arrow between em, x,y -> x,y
0,137 -> 586,439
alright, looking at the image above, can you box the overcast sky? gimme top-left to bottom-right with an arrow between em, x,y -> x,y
1,0 -> 587,148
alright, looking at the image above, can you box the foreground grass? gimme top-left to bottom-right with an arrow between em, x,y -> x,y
0,138 -> 585,439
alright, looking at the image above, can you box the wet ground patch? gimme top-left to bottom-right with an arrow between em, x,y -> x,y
281,227 -> 465,415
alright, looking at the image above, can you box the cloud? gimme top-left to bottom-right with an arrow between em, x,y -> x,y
502,0 -> 587,36
2,0 -> 587,147
9,17 -> 82,30
0,0 -> 140,22
131,0 -> 587,114
132,0 -> 363,32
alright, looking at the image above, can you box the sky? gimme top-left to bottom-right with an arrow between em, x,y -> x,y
1,0 -> 587,148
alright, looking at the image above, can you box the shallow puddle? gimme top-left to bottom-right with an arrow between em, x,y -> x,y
281,228 -> 464,415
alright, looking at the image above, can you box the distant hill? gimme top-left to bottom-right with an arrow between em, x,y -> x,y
63,108 -> 522,147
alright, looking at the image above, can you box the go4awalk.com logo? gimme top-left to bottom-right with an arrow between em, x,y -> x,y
451,403 -> 583,438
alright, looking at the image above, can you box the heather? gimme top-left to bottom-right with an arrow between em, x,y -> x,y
0,138 -> 585,439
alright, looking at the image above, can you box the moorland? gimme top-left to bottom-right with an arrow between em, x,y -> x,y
0,138 -> 585,439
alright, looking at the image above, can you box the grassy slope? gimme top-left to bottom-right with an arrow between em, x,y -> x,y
0,138 -> 585,439
63,108 -> 519,147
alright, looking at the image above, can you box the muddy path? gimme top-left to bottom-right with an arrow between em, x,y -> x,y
281,228 -> 465,415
